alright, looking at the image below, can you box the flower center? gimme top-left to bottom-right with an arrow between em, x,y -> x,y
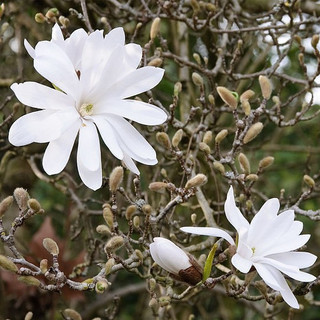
251,247 -> 256,255
79,103 -> 94,117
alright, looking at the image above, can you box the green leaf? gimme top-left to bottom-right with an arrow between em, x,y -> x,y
202,243 -> 218,282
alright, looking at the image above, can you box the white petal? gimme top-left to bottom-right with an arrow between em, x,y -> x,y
150,237 -> 191,275
9,110 -> 77,146
51,23 -> 64,43
280,287 -> 300,309
122,153 -> 140,175
42,119 -> 80,174
107,115 -> 157,164
224,186 -> 249,232
24,39 -> 35,58
77,157 -> 102,191
231,253 -> 253,273
267,252 -> 317,269
34,41 -> 79,101
94,99 -> 167,125
77,120 -> 101,171
11,82 -> 74,110
124,43 -> 142,70
92,116 -> 124,160
180,226 -> 235,245
103,67 -> 164,100
104,27 -> 125,46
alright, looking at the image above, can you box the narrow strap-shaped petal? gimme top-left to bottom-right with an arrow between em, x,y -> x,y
77,155 -> 102,191
24,39 -> 35,58
122,153 -> 140,175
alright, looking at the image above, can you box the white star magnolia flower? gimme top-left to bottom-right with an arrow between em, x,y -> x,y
9,24 -> 166,190
181,186 -> 317,309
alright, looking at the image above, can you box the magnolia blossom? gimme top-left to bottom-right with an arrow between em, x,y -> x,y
181,187 -> 316,308
150,237 -> 202,285
9,24 -> 166,190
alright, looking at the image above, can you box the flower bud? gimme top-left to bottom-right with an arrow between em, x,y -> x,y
215,129 -> 228,144
191,213 -> 197,224
149,182 -> 168,193
185,174 -> 207,189
192,72 -> 204,87
238,153 -> 250,174
63,309 -> 82,320
199,142 -> 211,154
35,13 -> 45,23
14,188 -> 29,211
40,259 -> 48,273
18,276 -> 40,287
243,122 -> 263,144
24,311 -> 33,320
190,0 -> 200,12
148,278 -> 157,292
245,174 -> 259,181
148,58 -> 163,67
142,204 -> 152,215
105,236 -> 124,252
149,297 -> 159,311
240,90 -> 255,103
193,53 -> 201,64
103,205 -> 113,227
213,161 -> 225,174
27,198 -> 42,213
109,166 -> 123,192
95,280 -> 108,293
135,249 -> 144,262
125,205 -> 136,220
150,17 -> 161,40
241,99 -> 251,116
43,238 -> 59,255
96,225 -> 111,236
203,131 -> 212,144
208,94 -> 215,106
0,196 -> 13,218
0,3 -> 4,20
105,258 -> 115,275
156,132 -> 171,149
217,86 -> 238,110
259,156 -> 274,169
312,35 -> 319,49
0,255 -> 18,272
303,175 -> 315,188
133,216 -> 140,229
259,75 -> 272,100
172,129 -> 184,147
174,82 -> 182,97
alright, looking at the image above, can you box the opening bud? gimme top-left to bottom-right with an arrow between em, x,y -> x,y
192,72 -> 204,87
185,174 -> 207,189
0,254 -> 18,272
0,195 -> 13,218
156,132 -> 171,149
95,279 -> 109,293
43,238 -> 59,255
172,129 -> 184,147
109,166 -> 124,192
63,309 -> 82,320
105,236 -> 124,252
238,153 -> 250,174
217,86 -> 238,110
243,122 -> 263,144
150,17 -> 161,40
215,129 -> 228,144
159,296 -> 171,307
259,156 -> 274,169
259,75 -> 272,100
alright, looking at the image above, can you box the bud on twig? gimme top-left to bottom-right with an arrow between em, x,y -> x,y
18,276 -> 41,287
109,166 -> 124,192
103,205 -> 113,227
105,236 -> 124,252
199,142 -> 211,154
150,17 -> 161,40
156,132 -> 171,149
125,205 -> 136,220
240,90 -> 255,103
191,213 -> 197,224
303,175 -> 315,188
149,182 -> 168,193
215,129 -> 228,144
259,156 -> 274,169
0,196 -> 13,218
174,82 -> 182,97
241,99 -> 251,116
0,255 -> 18,272
217,86 -> 238,110
238,153 -> 250,174
259,76 -> 272,100
95,280 -> 109,293
133,216 -> 140,229
245,174 -> 259,181
203,131 -> 212,144
96,225 -> 111,236
43,238 -> 59,255
172,129 -> 184,147
63,309 -> 82,320
105,258 -> 115,275
312,35 -> 319,49
148,58 -> 163,67
27,198 -> 42,214
192,72 -> 204,87
213,161 -> 225,174
24,311 -> 33,320
40,259 -> 48,273
193,53 -> 201,64
142,204 -> 152,215
243,122 -> 263,144
208,94 -> 215,106
14,188 -> 29,211
185,174 -> 208,189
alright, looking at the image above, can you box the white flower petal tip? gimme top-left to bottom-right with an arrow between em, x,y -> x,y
182,186 -> 317,308
10,24 -> 166,190
150,237 -> 203,286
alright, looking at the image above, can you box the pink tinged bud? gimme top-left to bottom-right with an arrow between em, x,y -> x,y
150,237 -> 202,286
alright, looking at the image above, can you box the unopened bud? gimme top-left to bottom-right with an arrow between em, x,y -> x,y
149,278 -> 157,292
63,309 -> 82,320
312,35 -> 319,49
105,236 -> 124,252
294,35 -> 302,45
149,297 -> 159,311
18,276 -> 40,287
105,258 -> 115,275
245,174 -> 259,181
0,196 -> 13,218
0,3 -> 4,20
14,188 -> 29,211
217,86 -> 238,110
0,255 -> 18,272
238,153 -> 250,174
125,205 -> 136,220
303,175 -> 315,188
27,198 -> 42,213
243,122 -> 263,144
159,295 -> 171,307
259,76 -> 272,100
142,204 -> 152,215
174,82 -> 182,97
185,174 -> 208,189
192,72 -> 203,87
156,132 -> 171,149
96,225 -> 111,236
148,58 -> 163,67
24,311 -> 33,320
199,142 -> 211,154
40,259 -> 48,273
203,131 -> 212,144
215,129 -> 228,144
43,238 -> 59,255
246,200 -> 252,210
135,249 -> 144,262
191,213 -> 197,224
133,216 -> 140,229
95,280 -> 108,293
208,94 -> 215,106
193,53 -> 201,64
241,99 -> 251,116
213,161 -> 225,174
35,13 -> 45,23
150,17 -> 161,40
149,181 -> 167,193
298,52 -> 304,66
240,90 -> 255,103
172,129 -> 184,147
259,156 -> 274,169
109,166 -> 123,192
103,205 -> 113,227
206,3 -> 216,11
